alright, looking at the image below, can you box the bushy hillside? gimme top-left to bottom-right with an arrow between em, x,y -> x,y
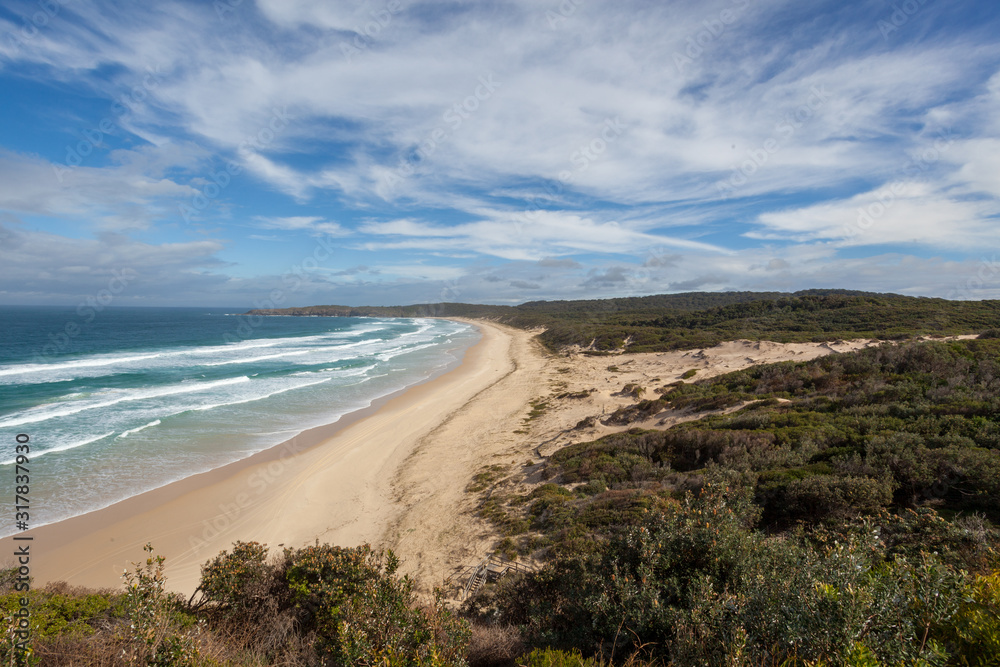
465,338 -> 1000,665
247,290 -> 1000,353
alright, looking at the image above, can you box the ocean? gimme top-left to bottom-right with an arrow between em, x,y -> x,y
0,306 -> 478,535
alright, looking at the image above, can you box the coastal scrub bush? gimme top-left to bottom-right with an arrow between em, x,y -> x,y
479,485 -> 992,665
283,543 -> 470,665
934,570 -> 1000,665
517,647 -> 604,666
0,586 -> 121,639
120,544 -> 200,666
195,540 -> 276,620
760,474 -> 893,527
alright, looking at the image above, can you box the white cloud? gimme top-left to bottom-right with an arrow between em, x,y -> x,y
359,210 -> 729,261
0,148 -> 195,231
1,0 -> 998,304
753,181 -> 998,249
0,223 -> 229,303
255,216 -> 348,236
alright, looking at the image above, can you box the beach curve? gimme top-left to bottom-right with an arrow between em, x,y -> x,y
0,320 -> 541,596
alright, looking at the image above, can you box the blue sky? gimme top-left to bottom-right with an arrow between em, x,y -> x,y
0,0 -> 998,307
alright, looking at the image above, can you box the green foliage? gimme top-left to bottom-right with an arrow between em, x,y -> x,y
616,384 -> 644,398
540,340 -> 1000,533
483,486 -> 989,665
0,589 -> 120,639
760,474 -> 894,527
467,464 -> 509,493
518,647 -> 605,666
247,290 -> 1000,355
120,544 -> 200,666
934,571 -> 1000,666
527,292 -> 1000,353
467,342 -> 1000,663
195,540 -> 276,627
1,541 -> 469,666
283,543 -> 469,665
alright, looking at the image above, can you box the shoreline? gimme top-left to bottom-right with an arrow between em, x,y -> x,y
0,319 -> 531,595
2,324 -> 956,599
3,323 -> 480,540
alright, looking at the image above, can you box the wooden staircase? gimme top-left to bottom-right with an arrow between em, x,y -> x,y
460,555 -> 534,600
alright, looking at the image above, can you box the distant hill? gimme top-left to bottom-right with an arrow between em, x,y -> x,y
247,290 -> 1000,352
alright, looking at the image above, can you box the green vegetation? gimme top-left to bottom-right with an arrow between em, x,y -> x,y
463,338 -> 1000,665
467,464 -> 509,493
474,487 -> 1000,666
524,399 -> 550,424
614,384 -> 644,399
1,542 -> 467,666
9,294 -> 1000,665
248,290 -> 1000,354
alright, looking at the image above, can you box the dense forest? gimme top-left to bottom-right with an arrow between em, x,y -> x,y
4,294 -> 999,665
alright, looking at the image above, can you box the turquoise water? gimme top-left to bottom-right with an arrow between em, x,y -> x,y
0,307 -> 478,534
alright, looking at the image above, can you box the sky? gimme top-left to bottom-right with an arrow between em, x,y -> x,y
0,0 -> 998,308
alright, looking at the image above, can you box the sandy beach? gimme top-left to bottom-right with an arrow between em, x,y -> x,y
4,322 -> 969,598
1,320 -> 542,595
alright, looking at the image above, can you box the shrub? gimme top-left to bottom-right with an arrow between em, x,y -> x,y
283,543 -> 470,665
195,540 -> 276,620
761,475 -> 893,527
934,570 -> 1000,665
119,544 -> 200,666
466,623 -> 524,667
518,647 -> 604,666
483,486 -> 981,665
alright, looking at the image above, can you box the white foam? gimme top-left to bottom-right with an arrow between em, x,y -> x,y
0,353 -> 163,378
0,332 -> 383,385
189,377 -> 331,412
0,376 -> 251,428
399,323 -> 435,338
291,364 -> 378,378
1,431 -> 115,465
117,420 -> 162,439
203,340 -> 383,367
375,342 -> 438,361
